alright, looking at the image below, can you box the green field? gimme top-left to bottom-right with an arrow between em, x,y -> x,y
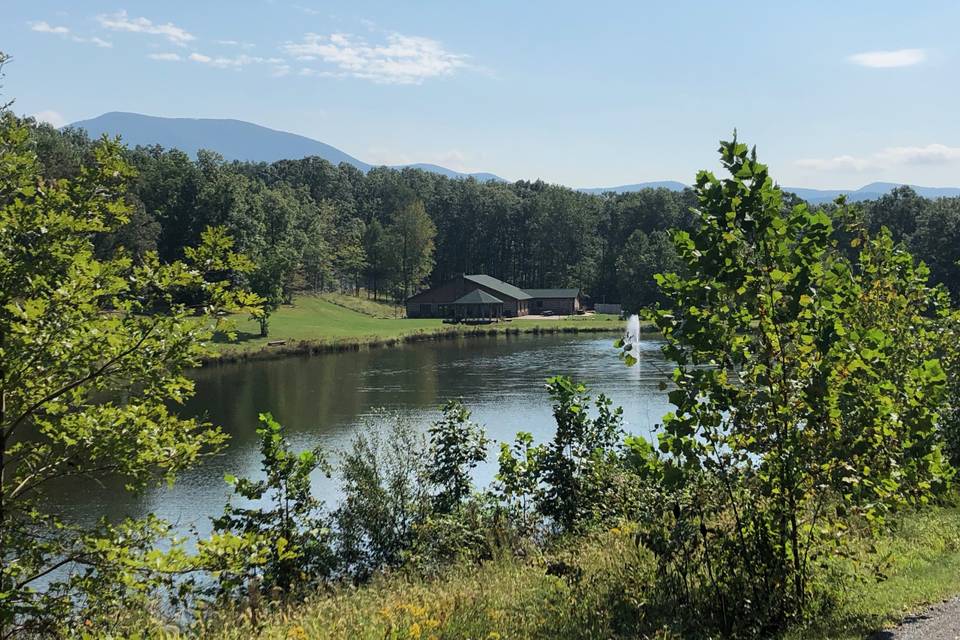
209,294 -> 628,361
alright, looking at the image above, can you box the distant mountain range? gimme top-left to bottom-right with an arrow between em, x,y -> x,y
780,183 -> 960,203
578,181 -> 960,203
67,112 -> 506,182
66,113 -> 960,202
578,181 -> 689,195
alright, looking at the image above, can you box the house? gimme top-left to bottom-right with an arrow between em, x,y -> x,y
405,274 -> 532,318
524,288 -> 584,315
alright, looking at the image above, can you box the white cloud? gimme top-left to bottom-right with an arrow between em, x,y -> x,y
29,20 -> 112,47
149,52 -> 182,61
293,5 -> 323,15
31,110 -> 67,128
282,32 -> 469,84
297,67 -> 342,78
216,40 -> 255,49
877,143 -> 960,165
97,11 -> 195,46
848,48 -> 926,68
30,21 -> 70,34
797,143 -> 960,172
796,155 -> 873,172
72,35 -> 112,48
189,52 -> 286,70
85,36 -> 113,48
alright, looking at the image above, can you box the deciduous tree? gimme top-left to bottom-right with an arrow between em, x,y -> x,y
624,135 -> 952,633
0,112 -> 260,635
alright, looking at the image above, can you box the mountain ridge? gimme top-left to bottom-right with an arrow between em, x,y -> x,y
66,113 -> 960,201
67,112 -> 505,182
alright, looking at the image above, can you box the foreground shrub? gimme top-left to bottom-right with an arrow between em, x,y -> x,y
174,528 -> 662,640
938,313 -> 960,467
625,135 -> 954,635
200,412 -> 335,601
427,400 -> 489,514
119,508 -> 960,639
497,376 -> 626,533
334,402 -> 498,581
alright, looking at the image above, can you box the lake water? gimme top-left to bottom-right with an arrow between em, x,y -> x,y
51,333 -> 675,537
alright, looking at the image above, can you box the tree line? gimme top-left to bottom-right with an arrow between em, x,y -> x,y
24,119 -> 960,325
26,119 -> 694,309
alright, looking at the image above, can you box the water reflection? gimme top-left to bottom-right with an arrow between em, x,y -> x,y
49,334 -> 674,538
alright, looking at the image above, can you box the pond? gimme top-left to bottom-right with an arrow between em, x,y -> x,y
50,333 -> 675,537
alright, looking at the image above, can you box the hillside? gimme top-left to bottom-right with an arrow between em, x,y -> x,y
70,112 -> 371,168
66,113 -> 959,201
67,112 -> 505,181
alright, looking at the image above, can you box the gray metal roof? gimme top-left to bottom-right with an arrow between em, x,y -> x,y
524,288 -> 581,299
451,289 -> 504,305
464,274 -> 532,300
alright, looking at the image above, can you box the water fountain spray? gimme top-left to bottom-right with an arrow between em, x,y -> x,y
622,314 -> 642,370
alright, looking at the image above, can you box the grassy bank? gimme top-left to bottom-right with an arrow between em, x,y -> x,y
789,506 -> 960,639
171,507 -> 960,639
205,294 -> 632,365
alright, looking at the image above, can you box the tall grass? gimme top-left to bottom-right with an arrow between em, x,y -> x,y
126,507 -> 960,639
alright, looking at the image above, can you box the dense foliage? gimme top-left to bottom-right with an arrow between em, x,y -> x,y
427,400 -> 489,514
18,112 -> 960,325
0,104 -> 261,636
24,116 -> 700,311
498,377 -> 629,532
621,136 -> 959,635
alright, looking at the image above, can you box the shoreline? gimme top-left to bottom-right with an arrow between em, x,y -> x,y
200,322 -> 648,366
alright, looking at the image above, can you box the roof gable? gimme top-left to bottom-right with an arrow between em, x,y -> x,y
465,274 -> 532,300
452,289 -> 504,305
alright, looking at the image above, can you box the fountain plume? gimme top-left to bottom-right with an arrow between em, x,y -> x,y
622,314 -> 642,367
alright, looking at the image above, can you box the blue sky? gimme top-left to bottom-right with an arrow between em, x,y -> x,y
3,1 -> 959,189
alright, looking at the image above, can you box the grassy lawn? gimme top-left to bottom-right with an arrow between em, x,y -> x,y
209,294 -> 627,359
319,291 -> 407,319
